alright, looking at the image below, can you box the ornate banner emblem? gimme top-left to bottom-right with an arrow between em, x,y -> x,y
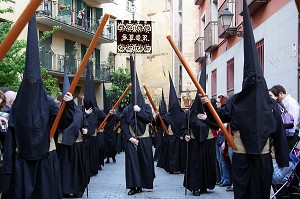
117,20 -> 152,54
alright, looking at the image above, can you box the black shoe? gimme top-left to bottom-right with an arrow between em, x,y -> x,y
136,187 -> 142,193
112,157 -> 116,163
226,186 -> 234,192
219,183 -> 232,187
192,190 -> 200,196
128,189 -> 136,195
105,158 -> 110,164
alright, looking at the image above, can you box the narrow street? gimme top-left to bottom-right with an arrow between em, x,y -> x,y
79,151 -> 234,199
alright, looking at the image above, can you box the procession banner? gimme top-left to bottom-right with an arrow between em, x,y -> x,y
117,20 -> 152,54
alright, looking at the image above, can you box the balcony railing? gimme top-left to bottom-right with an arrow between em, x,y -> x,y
194,37 -> 205,62
218,0 -> 238,38
39,52 -> 111,81
36,6 -> 115,43
237,0 -> 269,16
94,0 -> 114,4
204,21 -> 218,53
194,0 -> 204,6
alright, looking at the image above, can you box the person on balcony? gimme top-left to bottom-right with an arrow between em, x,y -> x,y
77,8 -> 85,29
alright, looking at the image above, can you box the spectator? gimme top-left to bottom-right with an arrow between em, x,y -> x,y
77,8 -> 85,29
270,85 -> 300,150
271,147 -> 294,184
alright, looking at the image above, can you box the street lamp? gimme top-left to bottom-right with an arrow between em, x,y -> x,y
219,8 -> 243,37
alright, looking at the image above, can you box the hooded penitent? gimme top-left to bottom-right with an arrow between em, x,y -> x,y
159,89 -> 167,116
84,61 -> 97,110
164,73 -> 184,137
61,66 -> 82,145
84,61 -> 101,135
229,0 -> 276,154
9,16 -> 52,160
126,55 -> 146,136
189,56 -> 210,142
103,84 -> 111,115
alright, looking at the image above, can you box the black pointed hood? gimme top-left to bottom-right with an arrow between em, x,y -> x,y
229,0 -> 275,154
127,55 -> 146,136
130,56 -> 144,107
61,65 -> 82,145
63,66 -> 70,96
164,73 -> 184,136
159,89 -> 167,116
189,57 -> 209,142
9,15 -> 52,160
103,84 -> 111,115
84,62 -> 97,109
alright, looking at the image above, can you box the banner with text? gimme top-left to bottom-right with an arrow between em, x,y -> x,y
117,20 -> 152,54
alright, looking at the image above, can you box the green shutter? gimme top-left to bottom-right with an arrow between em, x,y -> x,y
95,8 -> 103,23
95,48 -> 100,78
39,31 -> 52,70
76,0 -> 86,14
81,44 -> 87,60
65,39 -> 76,74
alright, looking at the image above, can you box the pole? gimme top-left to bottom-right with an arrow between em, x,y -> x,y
184,87 -> 190,195
49,14 -> 110,139
296,0 -> 300,14
0,0 -> 45,61
166,35 -> 236,150
143,84 -> 168,134
97,83 -> 132,131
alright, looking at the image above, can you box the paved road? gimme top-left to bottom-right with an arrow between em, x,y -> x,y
77,151 -> 234,199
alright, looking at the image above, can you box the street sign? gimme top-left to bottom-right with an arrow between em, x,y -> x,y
116,20 -> 152,54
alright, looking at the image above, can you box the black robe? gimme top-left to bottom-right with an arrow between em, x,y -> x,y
104,114 -> 118,159
153,118 -> 163,161
2,98 -> 74,199
208,98 -> 289,199
121,104 -> 155,189
56,105 -> 89,196
182,110 -> 219,192
84,107 -> 106,176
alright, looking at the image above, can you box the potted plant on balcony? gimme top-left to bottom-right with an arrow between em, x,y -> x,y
58,4 -> 65,10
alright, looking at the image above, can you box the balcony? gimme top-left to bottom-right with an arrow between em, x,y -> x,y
194,37 -> 205,62
39,52 -> 111,82
204,21 -> 218,53
218,0 -> 238,39
194,0 -> 204,6
36,6 -> 115,44
238,0 -> 269,16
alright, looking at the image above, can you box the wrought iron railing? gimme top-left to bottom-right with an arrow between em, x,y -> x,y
36,6 -> 115,41
204,21 -> 218,52
39,52 -> 111,81
194,37 -> 205,62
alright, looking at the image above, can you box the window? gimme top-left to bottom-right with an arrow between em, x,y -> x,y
227,58 -> 234,92
256,39 -> 264,74
211,69 -> 217,96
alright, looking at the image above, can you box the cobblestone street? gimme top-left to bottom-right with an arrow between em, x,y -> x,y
79,151 -> 234,199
